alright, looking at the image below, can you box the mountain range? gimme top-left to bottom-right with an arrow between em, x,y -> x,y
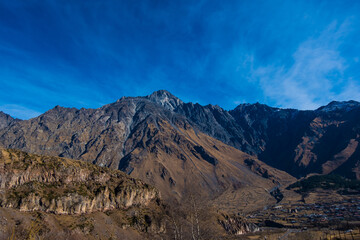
0,90 -> 359,207
1,90 -> 359,178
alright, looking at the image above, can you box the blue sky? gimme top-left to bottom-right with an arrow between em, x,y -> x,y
0,0 -> 359,119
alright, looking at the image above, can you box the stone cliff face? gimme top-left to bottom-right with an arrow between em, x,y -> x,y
0,148 -> 159,214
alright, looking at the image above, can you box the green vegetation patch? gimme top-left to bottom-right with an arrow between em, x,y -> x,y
286,174 -> 360,194
7,181 -> 64,201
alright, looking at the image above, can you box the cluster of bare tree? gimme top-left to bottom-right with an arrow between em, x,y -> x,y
162,191 -> 224,240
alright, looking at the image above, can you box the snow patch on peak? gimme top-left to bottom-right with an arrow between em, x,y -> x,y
146,90 -> 183,111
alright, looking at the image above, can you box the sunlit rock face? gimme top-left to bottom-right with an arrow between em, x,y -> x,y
0,148 -> 159,214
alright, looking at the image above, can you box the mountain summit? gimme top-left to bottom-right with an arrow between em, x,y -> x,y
316,100 -> 360,112
145,90 -> 183,111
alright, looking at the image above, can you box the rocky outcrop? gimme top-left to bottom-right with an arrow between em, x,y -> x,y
218,214 -> 259,235
0,148 -> 159,214
3,186 -> 157,214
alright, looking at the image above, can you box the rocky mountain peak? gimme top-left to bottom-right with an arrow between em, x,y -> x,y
316,100 -> 360,112
39,105 -> 79,120
207,104 -> 224,111
146,90 -> 183,111
233,102 -> 277,114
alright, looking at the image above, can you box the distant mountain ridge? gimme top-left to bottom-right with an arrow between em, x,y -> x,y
0,90 -> 359,186
230,100 -> 360,179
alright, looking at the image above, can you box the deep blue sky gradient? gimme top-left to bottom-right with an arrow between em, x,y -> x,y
0,0 -> 359,119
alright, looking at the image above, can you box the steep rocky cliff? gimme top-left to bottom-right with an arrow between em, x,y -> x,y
0,148 -> 159,214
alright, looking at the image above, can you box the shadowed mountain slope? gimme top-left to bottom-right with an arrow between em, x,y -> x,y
230,101 -> 360,178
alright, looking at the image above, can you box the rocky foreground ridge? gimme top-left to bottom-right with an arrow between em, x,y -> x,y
0,148 -> 159,214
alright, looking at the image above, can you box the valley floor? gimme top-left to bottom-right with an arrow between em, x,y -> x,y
230,193 -> 360,240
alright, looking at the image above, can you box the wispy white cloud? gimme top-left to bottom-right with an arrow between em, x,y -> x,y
0,104 -> 41,120
336,79 -> 360,101
253,20 -> 359,109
